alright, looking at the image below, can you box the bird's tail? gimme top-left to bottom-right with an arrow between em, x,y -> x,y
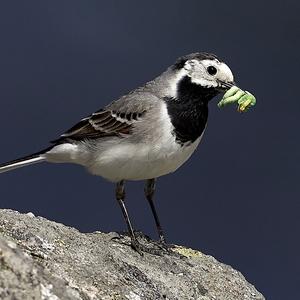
0,146 -> 53,174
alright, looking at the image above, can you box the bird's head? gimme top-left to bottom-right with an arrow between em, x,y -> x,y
172,52 -> 235,92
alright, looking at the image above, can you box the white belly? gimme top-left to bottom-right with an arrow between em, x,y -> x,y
86,135 -> 202,182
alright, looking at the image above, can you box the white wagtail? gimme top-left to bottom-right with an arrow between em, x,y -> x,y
0,52 -> 235,253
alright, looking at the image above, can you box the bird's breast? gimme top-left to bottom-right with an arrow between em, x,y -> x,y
164,97 -> 208,145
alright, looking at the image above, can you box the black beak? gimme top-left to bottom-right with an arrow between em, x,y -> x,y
217,80 -> 236,91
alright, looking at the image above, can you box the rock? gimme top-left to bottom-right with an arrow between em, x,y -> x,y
0,209 -> 265,300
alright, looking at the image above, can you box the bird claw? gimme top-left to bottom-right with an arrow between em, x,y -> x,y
112,231 -> 177,256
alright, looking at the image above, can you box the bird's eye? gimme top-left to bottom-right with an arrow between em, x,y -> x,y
207,66 -> 217,76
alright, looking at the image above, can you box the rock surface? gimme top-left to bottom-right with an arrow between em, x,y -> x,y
0,209 -> 265,300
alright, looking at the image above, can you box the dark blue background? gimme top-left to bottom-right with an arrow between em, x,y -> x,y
0,1 -> 299,299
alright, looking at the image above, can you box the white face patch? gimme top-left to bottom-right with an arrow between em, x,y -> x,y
184,59 -> 234,88
167,68 -> 188,97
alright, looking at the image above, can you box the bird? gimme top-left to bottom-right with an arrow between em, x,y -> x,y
0,52 -> 235,254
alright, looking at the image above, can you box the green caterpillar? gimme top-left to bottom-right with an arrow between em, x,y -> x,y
218,86 -> 256,112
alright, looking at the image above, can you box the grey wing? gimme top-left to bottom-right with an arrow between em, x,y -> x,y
52,92 -> 159,143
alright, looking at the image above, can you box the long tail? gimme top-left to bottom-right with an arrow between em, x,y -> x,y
0,146 -> 53,174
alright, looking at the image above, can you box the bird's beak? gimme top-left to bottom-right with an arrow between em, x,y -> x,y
217,80 -> 236,91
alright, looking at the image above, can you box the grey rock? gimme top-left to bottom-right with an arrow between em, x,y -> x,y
0,209 -> 265,300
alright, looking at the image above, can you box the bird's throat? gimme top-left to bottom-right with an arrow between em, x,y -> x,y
165,76 -> 218,145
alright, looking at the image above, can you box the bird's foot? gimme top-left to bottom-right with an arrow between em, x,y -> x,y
111,231 -> 177,256
150,239 -> 177,254
133,231 -> 178,256
131,238 -> 178,256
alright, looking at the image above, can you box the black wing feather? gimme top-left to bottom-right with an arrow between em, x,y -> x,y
52,109 -> 145,144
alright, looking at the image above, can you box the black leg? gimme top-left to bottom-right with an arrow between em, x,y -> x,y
115,180 -> 171,256
144,178 -> 166,243
115,180 -> 143,255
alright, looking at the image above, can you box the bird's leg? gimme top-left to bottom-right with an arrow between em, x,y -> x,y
115,180 -> 172,256
115,180 -> 143,255
144,178 -> 166,243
